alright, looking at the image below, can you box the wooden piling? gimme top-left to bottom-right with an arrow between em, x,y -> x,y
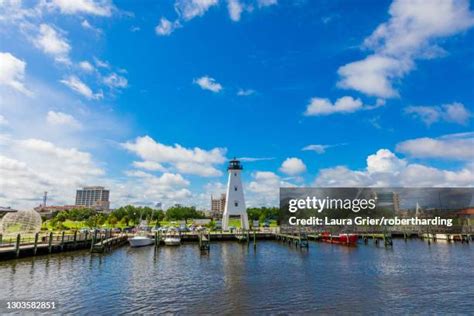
253,230 -> 256,249
48,232 -> 53,253
73,231 -> 77,248
60,231 -> 65,250
15,234 -> 21,258
33,232 -> 39,256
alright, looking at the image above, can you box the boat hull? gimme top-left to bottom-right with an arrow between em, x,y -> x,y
129,236 -> 154,247
321,233 -> 358,245
164,238 -> 181,246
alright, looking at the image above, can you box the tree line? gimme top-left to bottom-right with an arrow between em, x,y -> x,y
46,205 -> 279,229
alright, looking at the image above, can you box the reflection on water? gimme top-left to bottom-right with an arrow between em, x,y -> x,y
0,240 -> 473,314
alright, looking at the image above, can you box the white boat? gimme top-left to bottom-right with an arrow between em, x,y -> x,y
164,236 -> 181,246
128,235 -> 154,247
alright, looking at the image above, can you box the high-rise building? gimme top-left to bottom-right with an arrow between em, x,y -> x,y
211,193 -> 226,218
75,186 -> 110,211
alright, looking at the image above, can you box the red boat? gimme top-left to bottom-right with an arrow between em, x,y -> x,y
321,232 -> 358,245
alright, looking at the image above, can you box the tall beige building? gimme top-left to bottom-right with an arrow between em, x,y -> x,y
211,193 -> 226,218
75,186 -> 110,211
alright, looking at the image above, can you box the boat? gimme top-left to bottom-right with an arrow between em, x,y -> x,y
164,228 -> 181,246
321,232 -> 358,245
128,234 -> 154,247
128,217 -> 154,247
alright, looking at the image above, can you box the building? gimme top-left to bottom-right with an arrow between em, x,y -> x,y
222,158 -> 249,230
0,206 -> 17,219
75,186 -> 110,211
210,193 -> 226,218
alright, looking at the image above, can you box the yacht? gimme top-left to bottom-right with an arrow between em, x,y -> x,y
164,228 -> 181,246
128,234 -> 154,247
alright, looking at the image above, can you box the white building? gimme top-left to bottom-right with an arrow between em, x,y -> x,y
222,159 -> 249,230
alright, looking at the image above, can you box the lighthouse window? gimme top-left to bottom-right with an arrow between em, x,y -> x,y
234,202 -> 238,207
234,186 -> 238,191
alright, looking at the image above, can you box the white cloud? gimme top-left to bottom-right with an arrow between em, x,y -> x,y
0,52 -> 30,95
103,72 -> 128,89
132,161 -> 167,172
237,88 -> 255,96
279,157 -> 307,175
304,96 -> 363,116
396,133 -> 474,161
45,0 -> 114,16
80,19 -> 102,33
227,0 -> 244,21
405,102 -> 471,125
46,111 -> 81,128
239,157 -> 274,162
94,57 -> 110,69
337,0 -> 474,98
0,115 -> 9,126
257,0 -> 277,7
194,75 -> 223,93
302,143 -> 347,154
121,135 -> 226,177
314,148 -> 474,187
33,24 -> 71,64
337,55 -> 410,98
155,17 -> 181,36
78,60 -> 95,73
60,76 -> 103,100
174,0 -> 219,21
247,171 -> 295,206
0,136 -> 105,208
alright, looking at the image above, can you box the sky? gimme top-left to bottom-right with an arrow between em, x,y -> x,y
0,0 -> 473,210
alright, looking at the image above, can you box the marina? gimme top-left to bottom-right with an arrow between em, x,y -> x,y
1,239 -> 473,314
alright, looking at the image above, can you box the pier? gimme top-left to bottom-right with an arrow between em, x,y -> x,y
1,228 -> 472,261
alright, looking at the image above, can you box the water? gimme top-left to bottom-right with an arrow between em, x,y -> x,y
1,240 -> 473,314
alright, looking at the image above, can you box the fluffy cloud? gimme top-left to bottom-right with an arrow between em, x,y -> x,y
33,24 -> 71,64
247,171 -> 294,206
132,161 -> 167,172
155,17 -> 181,36
194,75 -> 223,92
45,0 -> 114,17
0,52 -> 30,95
405,102 -> 471,125
304,96 -> 362,116
78,61 -> 95,73
227,0 -> 244,21
314,148 -> 474,187
121,136 -> 226,177
337,0 -> 474,98
279,157 -> 307,175
396,133 -> 474,161
103,72 -> 128,89
60,76 -> 103,100
0,136 -> 105,208
46,111 -> 81,128
175,0 -> 219,21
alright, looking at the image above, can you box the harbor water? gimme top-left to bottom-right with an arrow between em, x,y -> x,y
1,240 -> 473,314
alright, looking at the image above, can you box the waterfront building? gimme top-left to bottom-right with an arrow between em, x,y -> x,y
210,193 -> 226,218
0,206 -> 17,219
75,186 -> 110,211
33,205 -> 84,219
222,158 -> 249,230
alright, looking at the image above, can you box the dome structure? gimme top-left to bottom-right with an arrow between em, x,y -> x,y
0,210 -> 42,235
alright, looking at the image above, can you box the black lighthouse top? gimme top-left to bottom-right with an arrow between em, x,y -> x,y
227,158 -> 243,170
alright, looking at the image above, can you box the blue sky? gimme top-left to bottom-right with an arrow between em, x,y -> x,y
0,0 -> 473,209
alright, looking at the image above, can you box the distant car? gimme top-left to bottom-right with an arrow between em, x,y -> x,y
263,222 -> 270,228
112,228 -> 122,233
79,228 -> 89,234
228,226 -> 236,232
179,225 -> 189,232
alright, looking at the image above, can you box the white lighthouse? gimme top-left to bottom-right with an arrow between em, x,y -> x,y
222,158 -> 249,230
